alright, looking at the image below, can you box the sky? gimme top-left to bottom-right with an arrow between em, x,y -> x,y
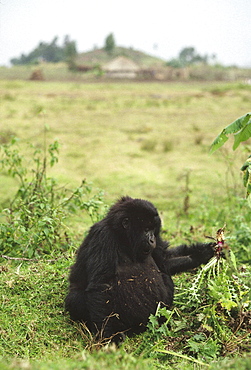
0,0 -> 250,67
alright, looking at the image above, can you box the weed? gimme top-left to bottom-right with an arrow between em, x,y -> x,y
143,253 -> 250,364
186,334 -> 220,360
0,137 -> 106,258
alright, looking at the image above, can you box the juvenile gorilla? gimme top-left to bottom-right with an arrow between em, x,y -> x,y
65,196 -> 215,341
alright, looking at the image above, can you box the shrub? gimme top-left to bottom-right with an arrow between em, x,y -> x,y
0,137 -> 106,258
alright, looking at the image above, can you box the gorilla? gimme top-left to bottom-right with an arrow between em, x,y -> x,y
65,196 -> 215,342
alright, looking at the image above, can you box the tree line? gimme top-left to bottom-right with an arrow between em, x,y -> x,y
10,33 -> 215,68
10,35 -> 77,66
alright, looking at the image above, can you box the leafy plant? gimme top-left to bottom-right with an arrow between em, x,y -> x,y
185,333 -> 220,360
210,113 -> 251,153
0,137 -> 106,258
210,112 -> 251,204
147,304 -> 176,338
144,249 -> 250,363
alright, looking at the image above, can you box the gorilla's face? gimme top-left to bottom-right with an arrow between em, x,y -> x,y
112,197 -> 161,261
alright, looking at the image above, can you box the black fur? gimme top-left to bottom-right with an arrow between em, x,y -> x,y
65,196 -> 214,341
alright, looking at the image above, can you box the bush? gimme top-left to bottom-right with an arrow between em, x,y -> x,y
0,137 -> 106,258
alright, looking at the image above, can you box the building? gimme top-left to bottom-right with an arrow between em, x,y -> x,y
103,56 -> 140,79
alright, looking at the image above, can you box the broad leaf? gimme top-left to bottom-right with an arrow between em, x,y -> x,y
224,113 -> 251,135
210,113 -> 251,153
209,133 -> 228,154
233,120 -> 251,150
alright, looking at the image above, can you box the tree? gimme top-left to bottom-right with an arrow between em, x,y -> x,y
179,47 -> 207,67
104,33 -> 115,54
10,36 -> 77,65
63,35 -> 77,70
166,47 -> 209,68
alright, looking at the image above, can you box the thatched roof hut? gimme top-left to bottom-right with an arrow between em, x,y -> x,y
103,56 -> 140,78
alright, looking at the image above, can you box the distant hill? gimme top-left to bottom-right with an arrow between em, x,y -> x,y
76,47 -> 166,68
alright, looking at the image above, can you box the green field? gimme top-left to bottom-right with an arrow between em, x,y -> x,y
1,80 -> 250,203
0,80 -> 251,369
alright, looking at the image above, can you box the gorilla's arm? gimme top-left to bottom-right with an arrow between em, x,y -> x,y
153,242 -> 215,276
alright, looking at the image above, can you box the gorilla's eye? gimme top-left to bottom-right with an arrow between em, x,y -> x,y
122,218 -> 129,229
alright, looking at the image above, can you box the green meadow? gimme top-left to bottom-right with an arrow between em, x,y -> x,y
0,79 -> 251,369
1,80 -> 250,204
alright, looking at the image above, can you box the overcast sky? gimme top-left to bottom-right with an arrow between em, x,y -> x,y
0,0 -> 250,67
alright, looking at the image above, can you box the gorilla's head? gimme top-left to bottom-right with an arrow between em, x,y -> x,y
107,196 -> 161,261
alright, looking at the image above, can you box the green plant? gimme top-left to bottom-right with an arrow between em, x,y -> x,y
144,250 -> 250,364
0,137 -> 106,258
145,305 -> 220,366
210,112 -> 251,204
210,113 -> 251,153
183,256 -> 250,347
185,333 -> 220,360
147,305 -> 175,338
188,255 -> 244,308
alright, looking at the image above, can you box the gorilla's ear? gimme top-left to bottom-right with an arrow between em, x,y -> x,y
122,218 -> 129,229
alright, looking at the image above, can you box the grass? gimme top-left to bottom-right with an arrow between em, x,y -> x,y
0,256 -> 250,369
1,80 -> 250,207
0,79 -> 251,369
0,260 -> 154,369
